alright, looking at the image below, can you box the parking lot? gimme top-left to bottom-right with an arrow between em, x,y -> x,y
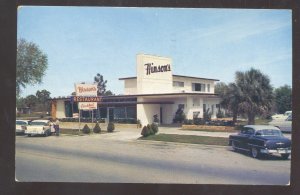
15,126 -> 291,184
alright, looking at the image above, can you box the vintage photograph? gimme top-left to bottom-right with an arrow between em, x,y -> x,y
16,6 -> 292,185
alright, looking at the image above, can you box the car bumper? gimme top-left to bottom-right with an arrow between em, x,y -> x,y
25,130 -> 45,135
16,129 -> 25,133
260,148 -> 291,154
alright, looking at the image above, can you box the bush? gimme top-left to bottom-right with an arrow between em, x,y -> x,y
147,124 -> 154,135
173,107 -> 186,123
151,123 -> 159,134
93,122 -> 101,133
107,122 -> 115,132
82,124 -> 91,134
216,110 -> 225,118
141,125 -> 150,137
137,119 -> 142,128
194,118 -> 205,125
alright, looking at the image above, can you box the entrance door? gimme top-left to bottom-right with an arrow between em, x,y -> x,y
108,108 -> 114,122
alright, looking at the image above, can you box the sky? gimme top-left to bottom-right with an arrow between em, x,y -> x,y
17,7 -> 292,98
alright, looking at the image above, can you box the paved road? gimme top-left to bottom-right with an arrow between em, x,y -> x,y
15,129 -> 291,185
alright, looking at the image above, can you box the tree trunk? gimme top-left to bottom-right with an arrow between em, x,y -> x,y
248,112 -> 255,125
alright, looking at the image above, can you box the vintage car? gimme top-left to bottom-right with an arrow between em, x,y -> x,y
16,120 -> 31,134
269,114 -> 292,133
25,119 -> 55,137
229,125 -> 291,159
271,111 -> 292,121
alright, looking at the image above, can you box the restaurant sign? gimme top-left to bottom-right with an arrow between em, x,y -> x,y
78,102 -> 97,110
71,96 -> 101,102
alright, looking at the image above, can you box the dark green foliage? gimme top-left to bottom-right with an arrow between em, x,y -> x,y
203,108 -> 212,122
153,114 -> 159,123
151,123 -> 159,134
274,85 -> 292,114
173,107 -> 186,123
93,122 -> 101,133
147,124 -> 154,135
141,126 -> 150,137
82,124 -> 91,134
17,39 -> 48,96
216,109 -> 225,118
107,122 -> 115,132
194,118 -> 205,125
183,119 -> 194,125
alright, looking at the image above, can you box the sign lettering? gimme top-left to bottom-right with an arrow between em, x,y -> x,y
144,63 -> 171,75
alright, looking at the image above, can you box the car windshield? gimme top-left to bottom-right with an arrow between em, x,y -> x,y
256,129 -> 283,136
30,122 -> 47,126
16,121 -> 27,125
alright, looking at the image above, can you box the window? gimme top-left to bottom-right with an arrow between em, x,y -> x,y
192,83 -> 205,92
207,84 -> 210,92
241,127 -> 254,135
173,81 -> 184,87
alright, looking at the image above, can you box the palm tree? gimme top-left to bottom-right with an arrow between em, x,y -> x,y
235,68 -> 273,125
218,82 -> 242,125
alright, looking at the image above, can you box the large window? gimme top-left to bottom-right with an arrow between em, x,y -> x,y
192,83 -> 206,92
173,81 -> 184,87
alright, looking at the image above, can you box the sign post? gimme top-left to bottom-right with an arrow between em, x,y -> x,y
74,83 -> 98,135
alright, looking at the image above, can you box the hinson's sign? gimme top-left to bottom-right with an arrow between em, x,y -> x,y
144,63 -> 171,75
75,84 -> 97,96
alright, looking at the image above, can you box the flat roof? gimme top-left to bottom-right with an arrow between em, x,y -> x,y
119,74 -> 219,81
50,93 -> 220,101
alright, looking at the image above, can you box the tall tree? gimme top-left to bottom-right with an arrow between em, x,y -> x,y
24,95 -> 38,109
17,39 -> 48,96
94,73 -> 107,96
274,85 -> 292,114
36,89 -> 51,111
236,68 -> 273,125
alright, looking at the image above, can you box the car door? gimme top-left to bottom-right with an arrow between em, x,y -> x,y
239,127 -> 255,149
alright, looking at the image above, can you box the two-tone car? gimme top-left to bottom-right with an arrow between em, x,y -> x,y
269,113 -> 292,133
25,119 -> 55,137
16,120 -> 31,135
229,125 -> 291,159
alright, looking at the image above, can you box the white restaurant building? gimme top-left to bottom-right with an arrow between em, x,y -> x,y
50,54 -> 221,126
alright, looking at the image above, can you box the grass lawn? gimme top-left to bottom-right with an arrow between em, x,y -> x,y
180,128 -> 237,133
139,134 -> 229,146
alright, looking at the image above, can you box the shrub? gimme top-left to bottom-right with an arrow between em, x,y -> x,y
147,124 -> 154,135
151,123 -> 159,134
173,107 -> 186,123
137,119 -> 142,128
93,122 -> 101,133
82,124 -> 91,134
203,108 -> 212,122
107,122 -> 115,132
141,126 -> 150,137
153,114 -> 159,123
194,118 -> 205,125
216,110 -> 225,118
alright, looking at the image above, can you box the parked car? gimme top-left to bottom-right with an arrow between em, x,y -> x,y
269,114 -> 292,133
229,125 -> 291,159
16,120 -> 31,135
271,111 -> 292,121
25,119 -> 55,137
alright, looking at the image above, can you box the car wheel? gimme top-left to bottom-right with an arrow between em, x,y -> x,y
281,154 -> 290,160
251,147 -> 260,159
28,134 -> 31,137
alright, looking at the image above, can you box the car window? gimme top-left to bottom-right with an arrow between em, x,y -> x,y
257,129 -> 282,136
241,128 -> 254,135
31,122 -> 47,126
16,121 -> 27,125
